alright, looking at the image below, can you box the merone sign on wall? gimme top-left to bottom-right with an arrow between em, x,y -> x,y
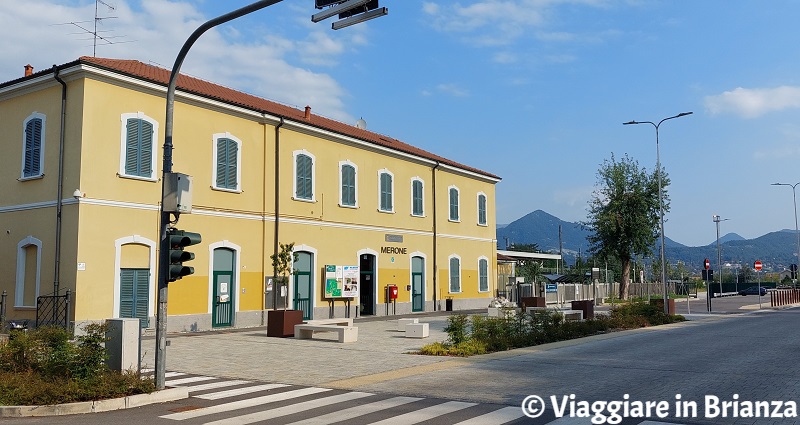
381,246 -> 407,255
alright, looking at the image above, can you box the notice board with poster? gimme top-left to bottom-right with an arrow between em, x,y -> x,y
324,265 -> 359,298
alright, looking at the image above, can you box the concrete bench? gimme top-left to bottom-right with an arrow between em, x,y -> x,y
294,324 -> 358,343
404,322 -> 429,338
304,318 -> 353,327
396,318 -> 419,331
526,307 -> 583,321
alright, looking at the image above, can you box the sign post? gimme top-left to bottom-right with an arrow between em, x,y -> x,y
703,258 -> 711,312
755,260 -> 763,309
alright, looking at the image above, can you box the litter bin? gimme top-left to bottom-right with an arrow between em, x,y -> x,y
571,300 -> 595,319
445,298 -> 453,311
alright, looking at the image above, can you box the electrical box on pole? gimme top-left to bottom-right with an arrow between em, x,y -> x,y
163,172 -> 193,213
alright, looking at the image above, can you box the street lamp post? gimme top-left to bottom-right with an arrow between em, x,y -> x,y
623,112 -> 692,314
772,182 -> 800,285
712,215 -> 729,303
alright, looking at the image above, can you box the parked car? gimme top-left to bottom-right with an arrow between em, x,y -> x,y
738,286 -> 767,296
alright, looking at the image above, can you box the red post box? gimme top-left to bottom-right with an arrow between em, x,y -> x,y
387,285 -> 398,300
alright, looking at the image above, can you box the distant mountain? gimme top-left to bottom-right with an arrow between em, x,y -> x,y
497,210 -> 797,271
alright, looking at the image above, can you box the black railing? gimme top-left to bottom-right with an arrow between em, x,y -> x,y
0,290 -> 6,331
36,290 -> 71,329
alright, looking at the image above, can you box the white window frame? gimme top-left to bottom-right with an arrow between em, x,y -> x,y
211,132 -> 243,193
292,149 -> 316,202
448,254 -> 462,294
119,112 -> 159,181
20,112 -> 46,180
338,160 -> 358,208
378,168 -> 395,213
410,177 -> 425,217
15,236 -> 42,307
477,191 -> 488,226
448,185 -> 461,222
478,256 -> 490,293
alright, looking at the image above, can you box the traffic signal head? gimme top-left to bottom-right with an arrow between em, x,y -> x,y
167,229 -> 201,282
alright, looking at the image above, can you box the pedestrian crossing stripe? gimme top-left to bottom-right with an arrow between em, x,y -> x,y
160,372 -> 688,425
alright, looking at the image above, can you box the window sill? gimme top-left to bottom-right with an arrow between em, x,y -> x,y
339,203 -> 358,209
118,173 -> 158,183
378,209 -> 395,214
411,213 -> 426,218
448,219 -> 461,223
212,186 -> 242,194
18,174 -> 44,181
293,196 -> 316,203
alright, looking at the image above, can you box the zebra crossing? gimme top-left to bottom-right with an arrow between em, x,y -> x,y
151,371 -> 691,425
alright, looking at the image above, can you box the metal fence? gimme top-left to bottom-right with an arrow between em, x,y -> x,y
499,281 -> 698,307
36,290 -> 71,329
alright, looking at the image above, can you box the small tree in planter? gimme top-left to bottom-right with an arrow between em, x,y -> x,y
270,242 -> 297,310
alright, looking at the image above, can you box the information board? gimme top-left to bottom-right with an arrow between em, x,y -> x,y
324,265 -> 359,298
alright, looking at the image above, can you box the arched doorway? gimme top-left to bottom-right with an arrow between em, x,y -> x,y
293,251 -> 314,320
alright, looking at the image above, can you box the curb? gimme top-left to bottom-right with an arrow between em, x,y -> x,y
0,386 -> 189,417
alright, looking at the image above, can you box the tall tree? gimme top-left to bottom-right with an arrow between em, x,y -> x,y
584,154 -> 668,299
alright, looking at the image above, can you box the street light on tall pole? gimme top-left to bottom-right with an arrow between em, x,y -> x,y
623,112 -> 692,314
712,215 -> 729,301
771,182 -> 800,284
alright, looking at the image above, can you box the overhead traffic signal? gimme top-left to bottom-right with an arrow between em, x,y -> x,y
167,228 -> 201,282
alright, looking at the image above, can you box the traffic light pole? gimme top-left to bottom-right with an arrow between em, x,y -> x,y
155,0 -> 285,390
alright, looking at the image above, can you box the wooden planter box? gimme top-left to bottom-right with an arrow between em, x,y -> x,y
266,310 -> 304,337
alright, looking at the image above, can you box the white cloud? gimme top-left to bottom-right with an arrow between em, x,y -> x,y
705,86 -> 800,118
436,83 -> 469,97
0,0 -> 353,122
492,51 -> 518,64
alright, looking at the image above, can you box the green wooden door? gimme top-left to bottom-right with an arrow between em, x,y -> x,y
120,268 -> 149,328
212,248 -> 235,328
412,256 -> 424,312
293,251 -> 313,320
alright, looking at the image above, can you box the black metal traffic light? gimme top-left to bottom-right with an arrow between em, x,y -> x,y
167,228 -> 201,282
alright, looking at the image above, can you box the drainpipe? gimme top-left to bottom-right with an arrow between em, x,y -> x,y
53,65 -> 67,297
432,161 -> 440,311
272,117 -> 284,310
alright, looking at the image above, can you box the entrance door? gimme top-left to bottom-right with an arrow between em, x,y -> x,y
120,268 -> 150,328
293,251 -> 313,320
411,256 -> 424,312
212,248 -> 235,328
359,254 -> 375,315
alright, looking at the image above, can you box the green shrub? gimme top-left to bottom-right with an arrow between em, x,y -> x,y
444,314 -> 470,345
418,341 -> 451,356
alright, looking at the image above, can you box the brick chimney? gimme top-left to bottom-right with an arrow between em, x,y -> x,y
304,105 -> 311,120
24,64 -> 33,77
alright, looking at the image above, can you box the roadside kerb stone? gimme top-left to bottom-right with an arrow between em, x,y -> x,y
0,386 -> 188,417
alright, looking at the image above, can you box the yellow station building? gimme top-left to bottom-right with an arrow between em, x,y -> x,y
0,57 -> 500,332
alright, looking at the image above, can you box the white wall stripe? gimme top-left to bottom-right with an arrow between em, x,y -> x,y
285,396 -> 422,425
202,391 -> 374,425
451,406 -> 524,425
365,401 -> 476,425
195,383 -> 289,400
160,387 -> 331,421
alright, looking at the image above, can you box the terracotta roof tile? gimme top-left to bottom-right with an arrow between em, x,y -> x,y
76,56 -> 500,181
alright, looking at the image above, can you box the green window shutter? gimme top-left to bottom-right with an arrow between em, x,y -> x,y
140,120 -> 153,177
341,165 -> 355,206
125,119 -> 139,175
478,194 -> 487,225
450,257 -> 460,292
449,188 -> 459,220
120,268 -> 150,328
23,118 -> 42,177
479,259 -> 488,291
134,270 -> 150,328
296,154 -> 312,199
380,173 -> 393,211
120,269 -> 135,319
412,180 -> 423,216
216,138 -> 238,189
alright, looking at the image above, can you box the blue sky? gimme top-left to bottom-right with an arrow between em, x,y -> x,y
3,1 -> 800,248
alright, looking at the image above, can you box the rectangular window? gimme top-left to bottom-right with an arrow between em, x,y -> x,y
296,154 -> 313,200
23,118 -> 43,178
380,172 -> 393,211
412,180 -> 424,216
341,164 -> 356,206
125,118 -> 153,178
478,194 -> 487,225
449,187 -> 459,221
479,259 -> 489,292
215,138 -> 238,190
449,257 -> 460,293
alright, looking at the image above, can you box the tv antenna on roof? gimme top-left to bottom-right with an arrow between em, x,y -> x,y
53,0 -> 134,56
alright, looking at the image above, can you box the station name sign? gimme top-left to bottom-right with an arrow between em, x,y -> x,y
381,246 -> 407,255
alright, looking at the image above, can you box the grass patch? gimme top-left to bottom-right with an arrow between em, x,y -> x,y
419,302 -> 685,357
0,323 -> 154,406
